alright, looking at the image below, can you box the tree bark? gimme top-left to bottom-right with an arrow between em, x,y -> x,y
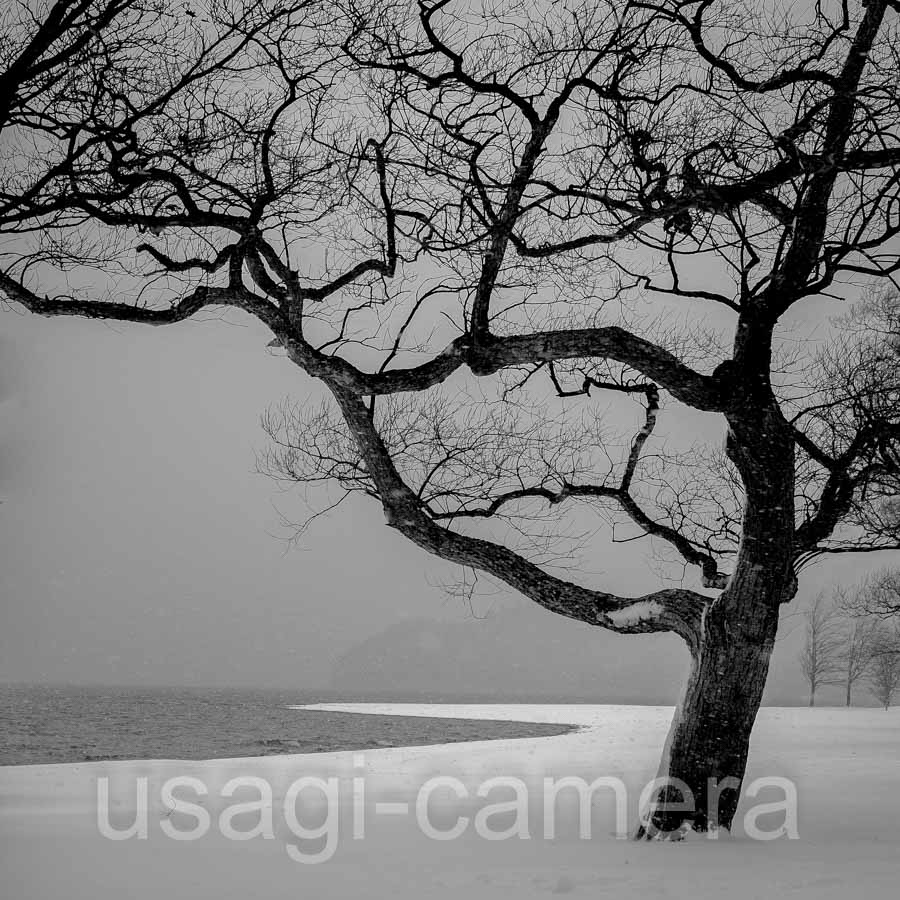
636,588 -> 781,837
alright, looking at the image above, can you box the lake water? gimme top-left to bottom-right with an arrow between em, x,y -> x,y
0,683 -> 571,765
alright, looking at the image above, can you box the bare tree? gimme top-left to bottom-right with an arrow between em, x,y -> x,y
831,586 -> 879,707
842,619 -> 881,707
836,573 -> 900,705
799,592 -> 843,707
3,1 -> 900,838
867,624 -> 900,709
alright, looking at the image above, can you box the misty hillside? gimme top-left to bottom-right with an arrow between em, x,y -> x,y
330,600 -> 836,705
331,602 -> 690,704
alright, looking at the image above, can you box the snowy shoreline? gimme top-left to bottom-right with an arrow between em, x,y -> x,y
2,704 -> 898,899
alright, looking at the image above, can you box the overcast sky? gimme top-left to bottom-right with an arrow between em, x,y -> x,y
1,297 -> 897,694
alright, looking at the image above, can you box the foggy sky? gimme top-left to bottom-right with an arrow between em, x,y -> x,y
1,301 -> 897,697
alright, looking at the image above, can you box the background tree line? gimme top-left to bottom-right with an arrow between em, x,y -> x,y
801,569 -> 900,708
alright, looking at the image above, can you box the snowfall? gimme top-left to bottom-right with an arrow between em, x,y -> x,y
1,704 -> 898,899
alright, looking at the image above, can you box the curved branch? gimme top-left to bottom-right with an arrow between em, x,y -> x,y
328,383 -> 708,648
432,479 -> 729,590
0,269 -> 283,330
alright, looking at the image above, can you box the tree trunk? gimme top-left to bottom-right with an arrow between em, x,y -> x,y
637,592 -> 780,838
810,685 -> 816,707
846,677 -> 852,707
637,397 -> 794,838
635,363 -> 797,839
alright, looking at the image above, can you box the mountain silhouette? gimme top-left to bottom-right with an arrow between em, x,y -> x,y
331,601 -> 691,703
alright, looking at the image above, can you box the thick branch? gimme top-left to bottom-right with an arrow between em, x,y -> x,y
284,326 -> 724,410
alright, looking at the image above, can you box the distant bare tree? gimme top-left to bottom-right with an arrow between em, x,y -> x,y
800,592 -> 843,707
833,590 -> 879,707
3,0 -> 900,838
867,624 -> 900,709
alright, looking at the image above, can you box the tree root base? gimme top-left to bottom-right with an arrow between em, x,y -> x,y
634,819 -> 728,841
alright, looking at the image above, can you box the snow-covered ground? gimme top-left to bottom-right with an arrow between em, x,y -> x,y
2,704 -> 898,898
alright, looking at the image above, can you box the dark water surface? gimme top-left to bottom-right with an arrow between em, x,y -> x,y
0,683 -> 571,766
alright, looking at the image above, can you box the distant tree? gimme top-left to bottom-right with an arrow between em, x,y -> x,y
3,0 -> 900,838
833,590 -> 879,707
800,593 -> 843,707
867,624 -> 900,709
